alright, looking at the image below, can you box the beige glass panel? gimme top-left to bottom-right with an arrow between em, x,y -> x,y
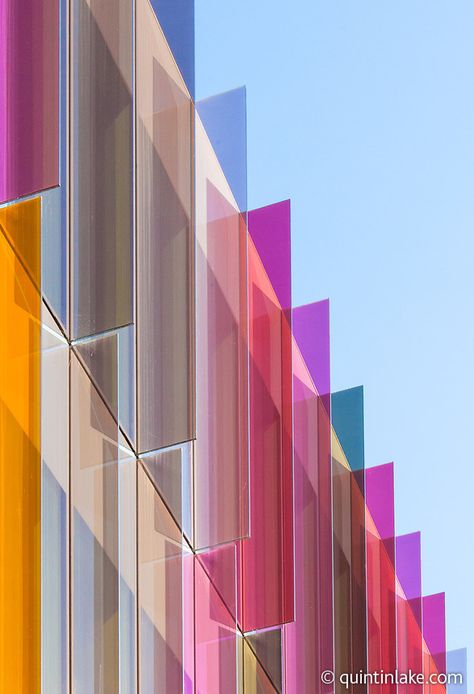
71,0 -> 133,338
136,0 -> 194,454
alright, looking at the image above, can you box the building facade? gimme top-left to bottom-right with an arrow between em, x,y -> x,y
0,0 -> 454,692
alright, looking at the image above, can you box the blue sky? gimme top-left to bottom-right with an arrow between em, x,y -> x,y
196,0 -> 473,680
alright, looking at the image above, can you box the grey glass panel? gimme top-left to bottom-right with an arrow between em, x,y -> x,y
71,0 -> 133,339
136,0 -> 194,454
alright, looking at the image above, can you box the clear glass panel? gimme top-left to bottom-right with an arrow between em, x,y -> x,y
71,353 -> 121,692
195,117 -> 249,549
141,442 -> 194,543
71,0 -> 133,338
119,453 -> 137,694
0,0 -> 59,204
137,463 -> 193,693
42,187 -> 68,332
41,303 -> 69,694
136,0 -> 194,453
0,198 -> 41,692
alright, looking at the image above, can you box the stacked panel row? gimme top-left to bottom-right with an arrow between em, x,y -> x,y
0,1 -> 462,693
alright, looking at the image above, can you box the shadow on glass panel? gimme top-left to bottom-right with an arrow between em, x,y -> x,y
72,0 -> 133,338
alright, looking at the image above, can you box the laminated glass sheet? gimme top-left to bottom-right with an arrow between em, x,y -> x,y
0,0 -> 59,204
447,649 -> 467,694
71,354 -> 135,693
423,593 -> 446,693
141,443 -> 193,543
194,115 -> 249,550
71,0 -> 133,338
237,205 -> 293,633
366,463 -> 397,694
197,87 -> 247,214
246,629 -> 282,694
137,0 -> 194,453
396,533 -> 422,694
332,387 -> 367,693
138,463 -> 194,693
41,303 -> 69,694
293,299 -> 330,413
284,342 -> 332,694
195,555 -> 238,694
42,187 -> 68,331
149,0 -> 195,98
0,197 -> 41,692
242,639 -> 279,694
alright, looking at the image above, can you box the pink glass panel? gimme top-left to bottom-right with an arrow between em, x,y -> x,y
284,341 -> 333,694
194,555 -> 238,694
0,0 -> 59,204
423,593 -> 447,693
195,178 -> 249,549
237,212 -> 294,633
366,463 -> 397,694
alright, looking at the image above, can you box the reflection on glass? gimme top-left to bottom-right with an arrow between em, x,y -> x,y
137,0 -> 194,453
72,0 -> 133,338
0,198 -> 41,692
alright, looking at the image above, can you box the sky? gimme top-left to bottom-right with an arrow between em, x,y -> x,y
195,0 -> 474,681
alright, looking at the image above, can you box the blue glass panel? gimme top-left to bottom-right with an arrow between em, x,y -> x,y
331,386 -> 365,472
197,86 -> 247,213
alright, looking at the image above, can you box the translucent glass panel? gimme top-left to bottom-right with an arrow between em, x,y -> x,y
238,208 -> 293,633
423,593 -> 446,692
195,556 -> 238,694
446,649 -> 467,694
246,629 -> 282,694
242,639 -> 279,694
0,0 -> 59,204
141,443 -> 193,543
72,0 -> 133,338
41,304 -> 69,693
149,0 -> 195,98
197,87 -> 248,213
285,344 -> 333,694
138,463 -> 193,693
71,354 -> 136,693
74,325 -> 136,446
332,386 -> 365,472
194,115 -> 249,550
293,299 -> 330,412
396,533 -> 422,694
0,198 -> 41,692
42,187 -> 68,331
366,463 -> 397,694
137,0 -> 194,453
332,387 -> 367,693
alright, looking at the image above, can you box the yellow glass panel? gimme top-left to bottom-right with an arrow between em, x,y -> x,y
0,197 -> 41,693
242,638 -> 278,694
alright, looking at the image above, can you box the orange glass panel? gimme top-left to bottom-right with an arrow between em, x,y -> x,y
0,197 -> 41,693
